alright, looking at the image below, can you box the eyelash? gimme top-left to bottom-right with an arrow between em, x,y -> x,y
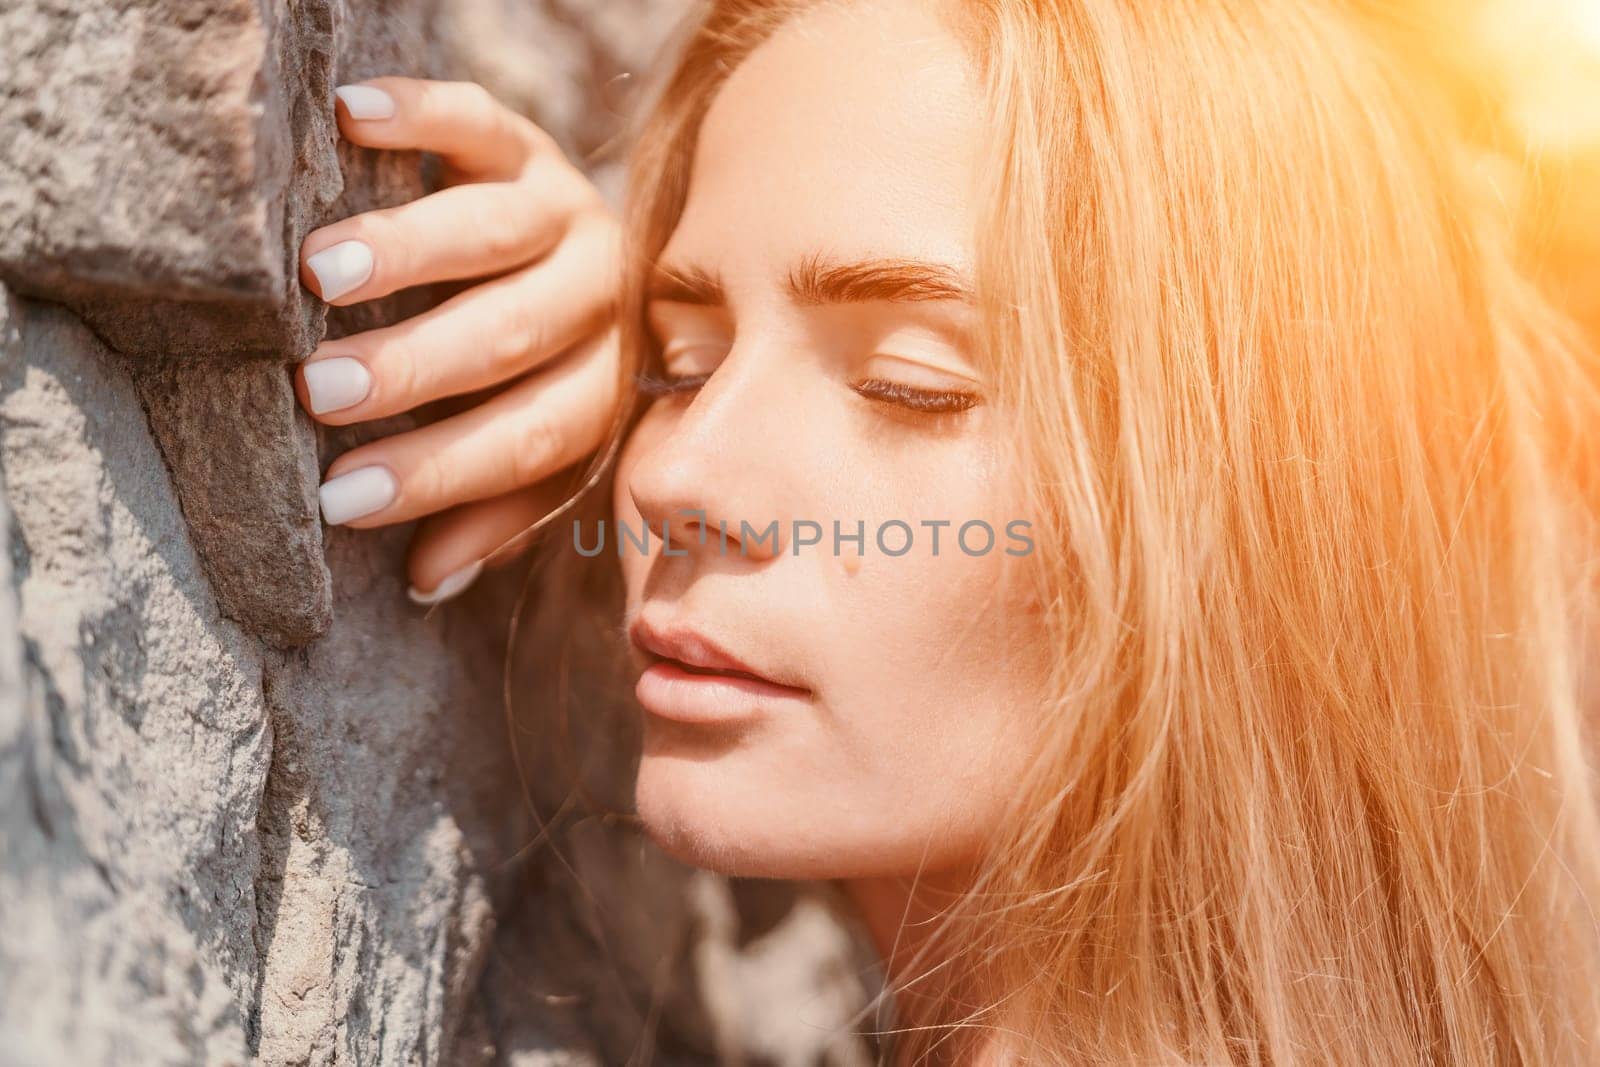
634,370 -> 980,415
634,370 -> 710,398
852,377 -> 980,414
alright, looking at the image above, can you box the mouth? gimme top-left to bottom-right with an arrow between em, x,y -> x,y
628,615 -> 812,725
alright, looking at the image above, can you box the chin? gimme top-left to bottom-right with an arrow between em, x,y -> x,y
634,750 -> 792,877
633,750 -> 953,883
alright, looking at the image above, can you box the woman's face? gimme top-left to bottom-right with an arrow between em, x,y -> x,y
613,0 -> 1049,880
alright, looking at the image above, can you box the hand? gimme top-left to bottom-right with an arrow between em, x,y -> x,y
294,77 -> 621,604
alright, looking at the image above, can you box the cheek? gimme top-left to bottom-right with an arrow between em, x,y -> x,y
824,509 -> 1049,774
839,541 -> 1043,709
815,430 -> 1042,733
762,543 -> 1048,874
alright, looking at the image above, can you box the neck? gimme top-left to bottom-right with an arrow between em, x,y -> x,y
837,866 -> 1008,1066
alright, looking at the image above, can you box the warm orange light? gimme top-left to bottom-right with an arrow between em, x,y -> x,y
1474,0 -> 1600,152
1576,0 -> 1600,52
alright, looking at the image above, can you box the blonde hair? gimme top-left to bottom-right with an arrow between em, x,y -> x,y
593,0 -> 1600,1061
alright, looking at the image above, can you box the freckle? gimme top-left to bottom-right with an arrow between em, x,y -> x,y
842,554 -> 862,577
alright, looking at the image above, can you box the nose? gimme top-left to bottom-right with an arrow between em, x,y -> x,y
625,349 -> 796,562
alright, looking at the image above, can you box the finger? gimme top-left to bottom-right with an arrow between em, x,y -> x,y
331,76 -> 554,181
296,217 -> 620,421
316,327 -> 620,529
404,480 -> 575,602
298,157 -> 603,305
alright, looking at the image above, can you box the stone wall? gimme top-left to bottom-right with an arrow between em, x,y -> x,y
0,2 -> 882,1064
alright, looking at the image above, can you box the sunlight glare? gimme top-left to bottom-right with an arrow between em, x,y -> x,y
1475,0 -> 1600,152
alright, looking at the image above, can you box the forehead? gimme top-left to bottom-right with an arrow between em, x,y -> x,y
664,0 -> 983,287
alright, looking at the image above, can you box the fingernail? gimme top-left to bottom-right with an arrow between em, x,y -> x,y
303,357 -> 372,414
305,239 -> 374,302
407,560 -> 484,606
334,84 -> 396,120
319,465 -> 397,525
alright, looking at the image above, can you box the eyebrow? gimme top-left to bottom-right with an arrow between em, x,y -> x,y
646,250 -> 976,307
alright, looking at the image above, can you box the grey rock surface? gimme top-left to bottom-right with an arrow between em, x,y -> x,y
0,0 -> 347,645
0,287 -> 265,1067
0,1 -> 883,1065
131,356 -> 332,648
0,0 -> 335,359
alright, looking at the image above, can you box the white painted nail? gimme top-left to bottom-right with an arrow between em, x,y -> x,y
303,357 -> 372,414
305,240 -> 374,302
407,560 -> 484,606
318,466 -> 397,526
334,84 -> 396,120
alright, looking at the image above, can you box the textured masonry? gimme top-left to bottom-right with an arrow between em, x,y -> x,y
0,2 -> 882,1063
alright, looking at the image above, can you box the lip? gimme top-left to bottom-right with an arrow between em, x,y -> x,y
628,615 -> 812,725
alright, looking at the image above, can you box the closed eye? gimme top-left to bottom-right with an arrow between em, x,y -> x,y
635,371 -> 981,418
635,370 -> 711,397
852,377 -> 980,414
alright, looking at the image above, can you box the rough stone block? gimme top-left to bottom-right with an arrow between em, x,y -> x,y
0,286 -> 267,1066
0,0 -> 353,646
0,0 -> 338,359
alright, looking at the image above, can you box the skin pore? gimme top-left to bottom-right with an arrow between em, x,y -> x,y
611,0 -> 1049,1056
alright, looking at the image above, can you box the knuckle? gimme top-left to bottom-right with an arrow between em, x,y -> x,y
531,157 -> 601,215
488,297 -> 547,371
356,212 -> 406,279
410,77 -> 445,115
579,185 -> 611,218
553,185 -> 601,226
403,449 -> 446,508
472,194 -> 530,263
456,80 -> 507,131
511,416 -> 563,487
422,79 -> 482,128
505,118 -> 566,173
458,79 -> 496,110
379,337 -> 422,407
524,122 -> 562,157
